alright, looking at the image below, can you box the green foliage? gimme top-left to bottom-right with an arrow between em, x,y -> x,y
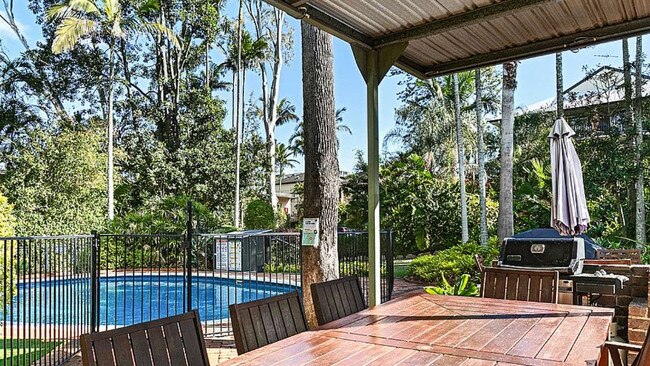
110,195 -> 222,234
0,193 -> 16,307
244,199 -> 275,230
0,193 -> 16,237
264,263 -> 300,274
425,273 -> 479,297
343,153 -> 497,255
1,123 -> 107,235
407,241 -> 499,284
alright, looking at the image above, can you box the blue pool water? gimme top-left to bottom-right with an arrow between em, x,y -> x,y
6,276 -> 296,326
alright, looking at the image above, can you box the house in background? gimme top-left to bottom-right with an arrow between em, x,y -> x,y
490,66 -> 649,133
276,171 -> 349,223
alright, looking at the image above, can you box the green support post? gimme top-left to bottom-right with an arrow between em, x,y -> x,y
352,42 -> 407,307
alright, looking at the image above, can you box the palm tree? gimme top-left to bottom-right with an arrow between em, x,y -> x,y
475,68 -> 488,246
498,61 -> 518,242
275,143 -> 298,190
635,36 -> 645,247
47,0 -> 177,220
289,107 -> 351,156
452,73 -> 469,244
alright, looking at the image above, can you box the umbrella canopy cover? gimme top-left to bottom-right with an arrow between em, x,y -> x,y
549,118 -> 590,236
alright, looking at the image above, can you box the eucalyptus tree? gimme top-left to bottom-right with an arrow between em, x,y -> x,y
244,0 -> 293,209
47,0 -> 177,220
301,22 -> 338,328
498,61 -> 518,242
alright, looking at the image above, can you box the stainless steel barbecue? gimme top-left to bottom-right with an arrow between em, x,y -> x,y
499,236 -> 628,305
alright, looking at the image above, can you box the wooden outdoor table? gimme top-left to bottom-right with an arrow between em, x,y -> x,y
221,291 -> 614,366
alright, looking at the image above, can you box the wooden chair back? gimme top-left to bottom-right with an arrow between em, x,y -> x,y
311,276 -> 366,326
474,254 -> 485,273
596,248 -> 642,264
584,258 -> 633,266
80,310 -> 208,366
229,291 -> 307,355
481,268 -> 559,304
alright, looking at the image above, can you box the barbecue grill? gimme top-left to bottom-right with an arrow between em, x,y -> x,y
499,236 -> 628,305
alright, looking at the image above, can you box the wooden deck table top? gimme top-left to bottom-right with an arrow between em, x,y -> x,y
221,291 -> 614,366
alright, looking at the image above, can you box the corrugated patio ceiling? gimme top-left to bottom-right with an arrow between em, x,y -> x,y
263,0 -> 650,78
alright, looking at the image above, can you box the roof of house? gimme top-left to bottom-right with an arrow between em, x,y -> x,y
489,65 -> 650,121
277,171 -> 349,185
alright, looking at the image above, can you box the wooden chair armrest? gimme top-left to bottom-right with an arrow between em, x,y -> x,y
604,340 -> 643,352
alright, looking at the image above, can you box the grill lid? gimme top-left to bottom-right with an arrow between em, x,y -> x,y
498,237 -> 585,274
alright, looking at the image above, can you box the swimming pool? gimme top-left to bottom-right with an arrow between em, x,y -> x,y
6,275 -> 297,326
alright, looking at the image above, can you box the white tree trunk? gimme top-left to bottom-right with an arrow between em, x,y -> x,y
452,74 -> 469,244
266,10 -> 284,210
107,44 -> 116,221
475,69 -> 488,246
634,37 -> 646,246
234,0 -> 243,227
498,62 -> 517,242
556,52 -> 563,118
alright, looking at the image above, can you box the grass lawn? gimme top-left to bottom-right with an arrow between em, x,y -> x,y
394,260 -> 411,279
0,339 -> 60,366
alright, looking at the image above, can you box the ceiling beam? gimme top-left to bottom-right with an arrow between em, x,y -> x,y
423,17 -> 650,76
371,0 -> 555,47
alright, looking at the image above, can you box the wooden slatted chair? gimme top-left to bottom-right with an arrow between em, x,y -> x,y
474,254 -> 485,273
80,310 -> 209,366
596,248 -> 642,264
311,275 -> 366,326
604,324 -> 650,366
229,291 -> 307,355
481,267 -> 559,304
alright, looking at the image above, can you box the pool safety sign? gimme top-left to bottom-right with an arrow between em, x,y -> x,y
302,218 -> 319,247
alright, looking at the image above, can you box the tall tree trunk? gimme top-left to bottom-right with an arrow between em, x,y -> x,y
475,69 -> 488,246
498,62 -> 518,242
452,73 -> 469,244
634,36 -> 646,247
266,9 -> 284,210
300,22 -> 339,328
107,43 -> 116,221
623,39 -> 636,240
234,0 -> 243,227
556,52 -> 564,118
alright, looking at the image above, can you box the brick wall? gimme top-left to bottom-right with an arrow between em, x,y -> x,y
590,264 -> 649,365
591,265 -> 649,340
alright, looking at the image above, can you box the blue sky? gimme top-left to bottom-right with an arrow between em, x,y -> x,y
2,1 -> 649,172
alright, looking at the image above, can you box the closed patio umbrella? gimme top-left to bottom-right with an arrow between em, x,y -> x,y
549,118 -> 590,236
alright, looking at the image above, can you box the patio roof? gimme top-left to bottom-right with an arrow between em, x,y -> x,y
265,0 -> 650,78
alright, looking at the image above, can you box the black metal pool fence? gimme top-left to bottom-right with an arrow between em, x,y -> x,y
1,230 -> 393,365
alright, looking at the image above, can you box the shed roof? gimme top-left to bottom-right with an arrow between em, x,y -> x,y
265,0 -> 650,78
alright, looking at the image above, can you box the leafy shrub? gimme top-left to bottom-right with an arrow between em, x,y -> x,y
264,263 -> 300,273
0,193 -> 16,306
110,195 -> 223,234
407,241 -> 499,284
425,273 -> 479,297
244,199 -> 275,229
